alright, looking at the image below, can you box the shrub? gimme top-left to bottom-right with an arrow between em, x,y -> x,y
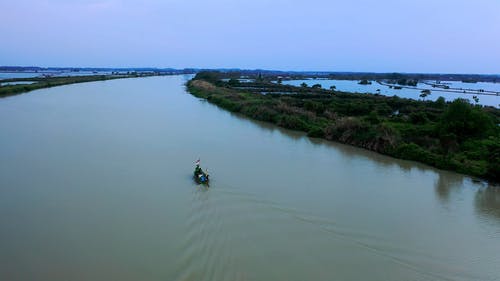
394,143 -> 437,165
278,115 -> 310,131
307,127 -> 325,138
438,99 -> 496,141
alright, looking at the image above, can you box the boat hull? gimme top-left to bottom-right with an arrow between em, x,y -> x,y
193,170 -> 209,185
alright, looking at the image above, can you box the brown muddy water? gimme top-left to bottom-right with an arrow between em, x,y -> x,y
0,76 -> 499,281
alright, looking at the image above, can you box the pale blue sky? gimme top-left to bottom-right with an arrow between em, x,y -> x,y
1,0 -> 499,73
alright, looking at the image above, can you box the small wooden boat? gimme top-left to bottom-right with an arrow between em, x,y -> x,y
193,160 -> 210,185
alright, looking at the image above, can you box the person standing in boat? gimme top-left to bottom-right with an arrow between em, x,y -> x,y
195,159 -> 205,177
195,159 -> 201,174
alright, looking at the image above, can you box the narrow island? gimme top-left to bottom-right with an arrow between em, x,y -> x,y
187,72 -> 500,183
0,74 -> 143,98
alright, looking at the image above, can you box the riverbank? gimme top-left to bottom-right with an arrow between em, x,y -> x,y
187,73 -> 500,183
0,74 -> 142,98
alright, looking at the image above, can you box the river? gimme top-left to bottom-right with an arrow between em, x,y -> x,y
0,76 -> 499,281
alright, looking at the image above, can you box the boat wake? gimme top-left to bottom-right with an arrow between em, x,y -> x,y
172,184 -> 493,281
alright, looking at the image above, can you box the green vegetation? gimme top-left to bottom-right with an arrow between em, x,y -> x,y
388,78 -> 418,87
188,72 -> 500,183
420,89 -> 431,100
0,74 -> 138,98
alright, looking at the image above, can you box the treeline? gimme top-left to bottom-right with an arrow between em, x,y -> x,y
188,72 -> 500,183
198,70 -> 500,83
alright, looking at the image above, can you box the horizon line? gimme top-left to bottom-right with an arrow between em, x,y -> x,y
1,65 -> 500,76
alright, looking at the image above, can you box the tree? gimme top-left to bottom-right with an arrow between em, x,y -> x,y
312,83 -> 322,89
407,80 -> 418,87
228,78 -> 240,86
397,78 -> 407,85
194,71 -> 221,83
420,89 -> 431,100
438,99 -> 496,141
435,96 -> 446,108
300,82 -> 308,88
330,85 -> 336,90
473,95 -> 479,104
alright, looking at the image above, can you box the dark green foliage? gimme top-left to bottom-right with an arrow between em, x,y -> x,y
332,100 -> 372,116
366,111 -> 381,124
193,71 -> 221,83
307,127 -> 325,138
438,99 -> 496,141
374,103 -> 392,115
395,78 -> 418,86
434,96 -> 446,108
278,115 -> 310,131
485,137 -> 500,181
241,105 -> 278,122
188,77 -> 500,183
304,101 -> 325,114
394,143 -> 438,165
209,95 -> 242,112
420,89 -> 431,100
409,112 -> 429,124
227,78 -> 240,87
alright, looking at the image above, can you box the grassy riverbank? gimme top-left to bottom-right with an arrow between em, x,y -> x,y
188,72 -> 500,183
0,74 -> 139,98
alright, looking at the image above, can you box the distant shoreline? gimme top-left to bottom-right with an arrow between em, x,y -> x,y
0,74 -> 159,98
2,66 -> 499,82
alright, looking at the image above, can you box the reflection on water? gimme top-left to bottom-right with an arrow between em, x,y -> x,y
433,170 -> 500,222
434,171 -> 465,203
475,185 -> 500,220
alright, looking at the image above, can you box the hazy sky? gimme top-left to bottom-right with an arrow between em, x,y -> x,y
1,0 -> 499,73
